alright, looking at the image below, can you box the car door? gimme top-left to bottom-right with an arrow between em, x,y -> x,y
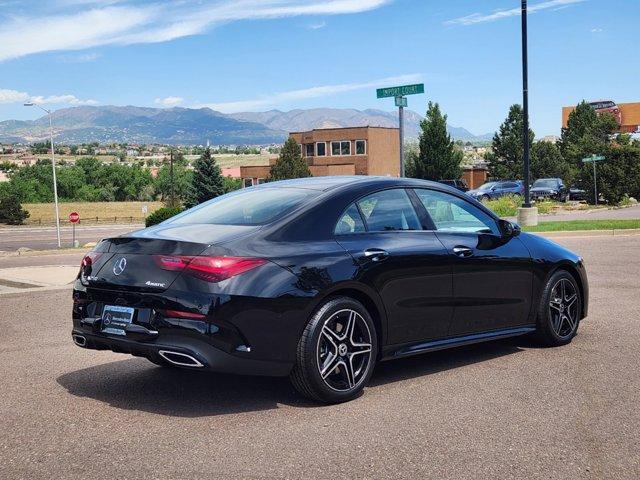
335,188 -> 454,345
412,188 -> 533,337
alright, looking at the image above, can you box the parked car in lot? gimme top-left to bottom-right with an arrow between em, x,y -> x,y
569,184 -> 588,202
467,180 -> 524,201
438,179 -> 469,192
72,176 -> 588,403
531,178 -> 570,202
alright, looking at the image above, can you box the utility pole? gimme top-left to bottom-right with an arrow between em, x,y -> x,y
521,0 -> 531,209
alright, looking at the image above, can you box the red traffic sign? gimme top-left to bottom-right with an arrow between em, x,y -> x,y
69,212 -> 80,223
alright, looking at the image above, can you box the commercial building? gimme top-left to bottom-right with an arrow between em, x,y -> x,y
240,126 -> 399,186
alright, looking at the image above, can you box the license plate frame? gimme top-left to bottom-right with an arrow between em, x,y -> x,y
101,305 -> 135,336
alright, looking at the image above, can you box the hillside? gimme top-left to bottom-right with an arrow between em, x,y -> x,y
0,105 -> 492,144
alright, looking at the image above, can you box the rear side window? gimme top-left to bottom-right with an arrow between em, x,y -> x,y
356,189 -> 421,232
335,204 -> 366,235
170,187 -> 319,226
414,189 -> 498,234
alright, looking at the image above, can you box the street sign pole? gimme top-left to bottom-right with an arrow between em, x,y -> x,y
582,154 -> 605,205
377,84 -> 423,178
395,96 -> 407,177
593,159 -> 598,206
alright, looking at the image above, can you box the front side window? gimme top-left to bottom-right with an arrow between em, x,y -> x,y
356,189 -> 420,232
355,140 -> 366,155
316,142 -> 326,156
335,204 -> 366,235
305,144 -> 314,157
170,188 -> 319,226
414,189 -> 498,234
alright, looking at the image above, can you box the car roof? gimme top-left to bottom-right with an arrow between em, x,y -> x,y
254,175 -> 447,192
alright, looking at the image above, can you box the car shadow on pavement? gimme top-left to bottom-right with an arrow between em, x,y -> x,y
368,338 -> 523,387
57,338 -> 524,417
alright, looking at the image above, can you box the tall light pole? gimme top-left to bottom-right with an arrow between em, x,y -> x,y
516,0 -> 538,226
24,103 -> 61,248
521,0 -> 531,208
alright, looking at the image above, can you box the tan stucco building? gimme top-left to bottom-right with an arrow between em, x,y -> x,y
240,126 -> 400,186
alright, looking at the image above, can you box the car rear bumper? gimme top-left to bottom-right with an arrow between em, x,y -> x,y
71,327 -> 293,376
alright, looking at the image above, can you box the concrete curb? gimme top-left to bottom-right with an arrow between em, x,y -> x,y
0,247 -> 90,258
537,228 -> 640,238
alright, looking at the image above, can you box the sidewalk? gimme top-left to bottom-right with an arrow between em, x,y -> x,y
0,265 -> 79,295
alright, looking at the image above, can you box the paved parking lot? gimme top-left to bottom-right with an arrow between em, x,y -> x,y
0,234 -> 638,479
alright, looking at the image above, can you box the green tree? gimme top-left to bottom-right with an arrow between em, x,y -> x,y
269,137 -> 311,180
531,141 -> 574,183
154,161 -> 193,205
0,197 -> 30,225
185,148 -> 225,207
409,102 -> 462,181
485,104 -> 535,180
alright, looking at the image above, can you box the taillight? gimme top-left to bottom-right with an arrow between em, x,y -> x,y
154,255 -> 193,271
81,251 -> 103,267
154,255 -> 266,283
162,309 -> 206,320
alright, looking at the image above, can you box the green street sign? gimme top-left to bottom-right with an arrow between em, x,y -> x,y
377,83 -> 424,99
582,155 -> 605,163
395,96 -> 407,107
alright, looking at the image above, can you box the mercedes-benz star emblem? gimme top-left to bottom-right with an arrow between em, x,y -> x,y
113,257 -> 127,276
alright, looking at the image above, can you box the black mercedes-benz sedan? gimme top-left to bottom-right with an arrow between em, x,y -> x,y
72,176 -> 588,403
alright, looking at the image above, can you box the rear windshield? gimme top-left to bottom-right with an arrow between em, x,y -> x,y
169,187 -> 320,226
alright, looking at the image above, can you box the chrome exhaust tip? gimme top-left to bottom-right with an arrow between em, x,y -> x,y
72,334 -> 87,347
158,350 -> 204,368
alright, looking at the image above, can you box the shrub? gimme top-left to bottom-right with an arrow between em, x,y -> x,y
0,197 -> 30,225
145,206 -> 183,227
482,194 -> 522,217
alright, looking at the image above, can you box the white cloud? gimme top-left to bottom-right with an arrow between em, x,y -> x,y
0,0 -> 392,62
445,0 -> 586,26
308,21 -> 327,30
590,27 -> 603,33
58,52 -> 102,62
155,96 -> 184,107
198,73 -> 423,113
0,88 -> 29,104
0,88 -> 98,105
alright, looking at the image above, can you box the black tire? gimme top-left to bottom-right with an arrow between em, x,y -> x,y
535,270 -> 581,346
290,297 -> 378,403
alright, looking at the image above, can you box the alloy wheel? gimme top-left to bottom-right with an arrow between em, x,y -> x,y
316,309 -> 373,392
548,278 -> 579,338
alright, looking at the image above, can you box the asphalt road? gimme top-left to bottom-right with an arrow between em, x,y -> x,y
0,235 -> 639,479
0,224 -> 143,251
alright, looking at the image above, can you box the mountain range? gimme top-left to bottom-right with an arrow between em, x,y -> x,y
0,105 -> 493,145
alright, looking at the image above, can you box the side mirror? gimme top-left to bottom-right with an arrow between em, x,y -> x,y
499,219 -> 520,238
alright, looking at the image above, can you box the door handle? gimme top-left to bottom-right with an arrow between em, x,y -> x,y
364,248 -> 389,262
453,246 -> 474,258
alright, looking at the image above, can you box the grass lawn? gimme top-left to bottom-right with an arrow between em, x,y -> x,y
523,219 -> 640,232
24,201 -> 163,224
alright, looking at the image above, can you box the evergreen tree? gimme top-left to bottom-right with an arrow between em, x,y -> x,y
269,137 -> 311,180
185,147 -> 224,207
409,102 -> 462,181
0,196 -> 30,225
485,104 -> 535,180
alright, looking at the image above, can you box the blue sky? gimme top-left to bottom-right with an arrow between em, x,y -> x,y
1,0 -> 638,136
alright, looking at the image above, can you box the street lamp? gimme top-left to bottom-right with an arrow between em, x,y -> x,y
24,102 -> 61,248
516,0 -> 538,226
